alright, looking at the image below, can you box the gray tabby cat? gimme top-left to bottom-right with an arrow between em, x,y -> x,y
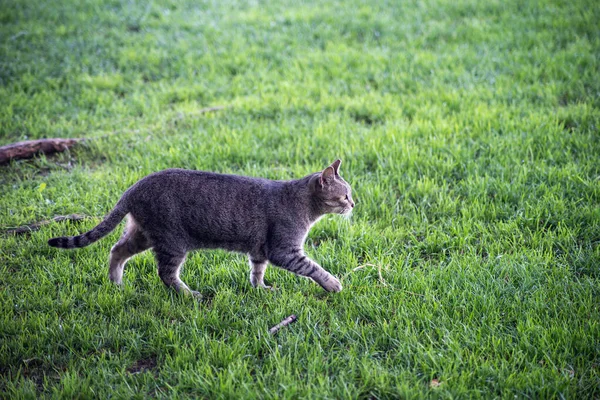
48,160 -> 354,294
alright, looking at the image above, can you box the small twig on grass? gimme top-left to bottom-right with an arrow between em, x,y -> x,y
342,263 -> 389,286
269,314 -> 298,335
0,138 -> 84,165
375,264 -> 388,287
3,214 -> 92,235
340,265 -> 365,281
342,264 -> 428,298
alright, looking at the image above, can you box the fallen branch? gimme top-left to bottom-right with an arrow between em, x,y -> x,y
0,138 -> 83,165
3,214 -> 91,235
269,314 -> 298,335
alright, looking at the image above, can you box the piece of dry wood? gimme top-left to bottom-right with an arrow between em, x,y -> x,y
269,314 -> 298,335
3,214 -> 90,235
0,138 -> 83,165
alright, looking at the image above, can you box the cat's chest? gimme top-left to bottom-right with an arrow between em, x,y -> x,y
301,216 -> 323,244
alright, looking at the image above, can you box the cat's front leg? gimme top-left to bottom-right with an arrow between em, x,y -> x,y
308,264 -> 342,292
268,248 -> 342,292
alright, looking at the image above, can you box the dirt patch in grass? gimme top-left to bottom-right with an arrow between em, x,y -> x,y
0,359 -> 62,395
126,356 -> 158,375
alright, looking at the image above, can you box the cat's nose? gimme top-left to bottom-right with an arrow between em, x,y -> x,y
350,200 -> 355,208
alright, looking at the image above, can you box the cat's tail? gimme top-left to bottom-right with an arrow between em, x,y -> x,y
48,203 -> 128,249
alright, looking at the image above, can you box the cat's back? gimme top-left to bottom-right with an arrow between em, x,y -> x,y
123,168 -> 278,216
130,168 -> 271,193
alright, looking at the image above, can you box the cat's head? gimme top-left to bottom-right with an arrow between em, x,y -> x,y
312,159 -> 355,215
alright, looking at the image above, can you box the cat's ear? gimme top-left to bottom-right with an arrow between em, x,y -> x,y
320,166 -> 335,186
330,159 -> 341,175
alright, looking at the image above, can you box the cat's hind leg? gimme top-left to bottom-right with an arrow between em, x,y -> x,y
249,256 -> 271,289
154,249 -> 199,297
109,216 -> 151,284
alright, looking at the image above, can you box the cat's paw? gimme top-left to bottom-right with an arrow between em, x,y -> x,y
250,276 -> 273,290
186,289 -> 203,299
321,277 -> 342,293
253,282 -> 275,291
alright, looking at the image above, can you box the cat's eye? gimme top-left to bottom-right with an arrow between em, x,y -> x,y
345,195 -> 349,201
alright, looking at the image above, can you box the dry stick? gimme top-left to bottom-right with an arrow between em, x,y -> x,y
269,315 -> 298,335
3,214 -> 92,235
375,263 -> 389,286
342,263 -> 426,298
340,265 -> 366,281
0,138 -> 84,165
342,263 -> 388,285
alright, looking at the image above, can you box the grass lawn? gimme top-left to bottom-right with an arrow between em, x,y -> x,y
1,0 -> 599,397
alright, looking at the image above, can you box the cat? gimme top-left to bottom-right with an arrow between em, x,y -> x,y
48,160 -> 355,295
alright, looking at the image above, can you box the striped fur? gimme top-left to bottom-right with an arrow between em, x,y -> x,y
48,204 -> 128,249
268,247 -> 341,292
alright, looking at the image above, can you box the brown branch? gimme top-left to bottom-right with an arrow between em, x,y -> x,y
3,214 -> 91,235
269,314 -> 298,335
0,138 -> 83,165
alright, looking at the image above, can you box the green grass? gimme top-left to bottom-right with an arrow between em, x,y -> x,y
1,0 -> 599,397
